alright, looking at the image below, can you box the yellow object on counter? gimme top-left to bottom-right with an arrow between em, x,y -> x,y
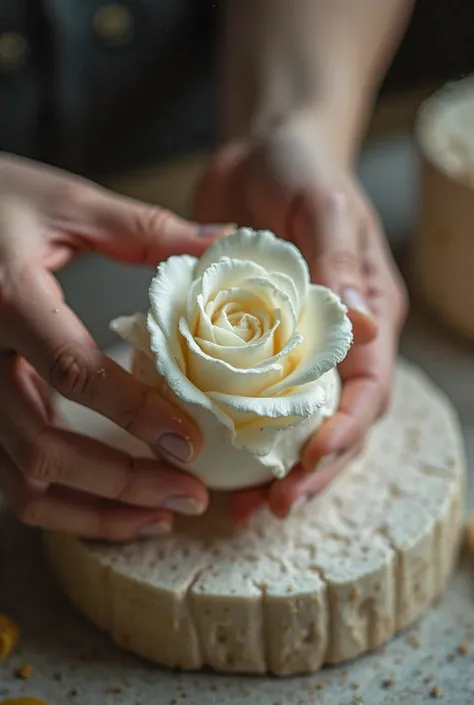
0,614 -> 20,662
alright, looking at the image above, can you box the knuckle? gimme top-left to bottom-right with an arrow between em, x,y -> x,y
20,437 -> 55,483
114,456 -> 140,504
49,343 -> 97,400
135,206 -> 171,240
132,207 -> 173,264
324,249 -> 360,276
117,387 -> 151,436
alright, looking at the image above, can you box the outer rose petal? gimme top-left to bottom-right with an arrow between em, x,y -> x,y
148,254 -> 198,371
194,228 -> 310,304
129,349 -> 340,484
110,314 -> 152,358
266,285 -> 353,394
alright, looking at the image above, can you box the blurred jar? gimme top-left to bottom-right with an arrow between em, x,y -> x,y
414,75 -> 474,341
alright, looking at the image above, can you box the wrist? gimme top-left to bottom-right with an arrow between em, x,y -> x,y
223,82 -> 375,169
229,103 -> 366,172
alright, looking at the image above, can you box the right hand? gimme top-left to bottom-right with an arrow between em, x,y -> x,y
0,154 -> 230,541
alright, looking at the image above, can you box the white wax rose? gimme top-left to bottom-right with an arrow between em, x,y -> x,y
111,228 -> 353,490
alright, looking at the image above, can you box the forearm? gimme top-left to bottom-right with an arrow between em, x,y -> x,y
220,0 -> 414,159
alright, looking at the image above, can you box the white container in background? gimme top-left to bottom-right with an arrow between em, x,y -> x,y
414,75 -> 474,341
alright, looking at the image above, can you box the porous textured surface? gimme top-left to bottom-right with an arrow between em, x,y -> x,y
45,360 -> 465,676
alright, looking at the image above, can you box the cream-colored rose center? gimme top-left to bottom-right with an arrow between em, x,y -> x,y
205,288 -> 276,347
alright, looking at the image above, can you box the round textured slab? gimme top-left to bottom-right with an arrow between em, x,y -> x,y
46,354 -> 466,676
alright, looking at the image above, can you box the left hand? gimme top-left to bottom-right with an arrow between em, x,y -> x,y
194,117 -> 408,524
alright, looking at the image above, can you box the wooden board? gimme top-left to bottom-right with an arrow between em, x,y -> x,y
45,352 -> 466,676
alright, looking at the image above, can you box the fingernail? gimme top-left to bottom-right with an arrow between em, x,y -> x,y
341,288 -> 372,318
312,452 -> 339,473
137,522 -> 171,537
156,433 -> 194,463
197,223 -> 237,238
163,496 -> 205,516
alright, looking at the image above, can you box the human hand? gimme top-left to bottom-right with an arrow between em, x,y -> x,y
194,117 -> 408,523
0,154 -> 231,540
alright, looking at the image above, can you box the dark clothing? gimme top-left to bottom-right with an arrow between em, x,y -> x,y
0,0 -> 473,179
0,0 -> 218,177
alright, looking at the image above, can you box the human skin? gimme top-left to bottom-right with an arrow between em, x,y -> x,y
194,0 -> 412,523
0,0 -> 412,539
0,155 -> 235,541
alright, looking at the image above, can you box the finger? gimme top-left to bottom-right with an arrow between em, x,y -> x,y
0,448 -> 173,541
228,446 -> 361,525
228,486 -> 269,527
61,179 -> 235,265
301,248 -> 398,470
291,191 -> 377,344
0,356 -> 208,513
301,326 -> 395,470
269,444 -> 363,519
1,270 -> 200,461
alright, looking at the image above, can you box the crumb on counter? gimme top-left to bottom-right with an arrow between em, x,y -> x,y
382,678 -> 394,689
430,686 -> 443,699
15,664 -> 33,681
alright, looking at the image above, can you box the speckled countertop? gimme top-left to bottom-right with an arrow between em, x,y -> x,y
0,303 -> 473,705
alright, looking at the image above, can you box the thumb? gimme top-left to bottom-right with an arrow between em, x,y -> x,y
74,184 -> 235,265
292,191 -> 377,344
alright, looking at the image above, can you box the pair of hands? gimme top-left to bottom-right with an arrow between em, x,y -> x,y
0,122 -> 407,541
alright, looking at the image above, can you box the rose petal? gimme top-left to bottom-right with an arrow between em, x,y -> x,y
148,255 -> 199,371
200,257 -> 269,302
206,287 -> 273,340
178,316 -> 285,395
208,379 -> 327,419
265,285 -> 353,394
238,277 -> 297,347
185,258 -> 268,335
267,272 -> 300,315
194,228 -> 310,305
232,369 -> 339,456
110,314 -> 153,359
207,369 -> 340,479
236,373 -> 339,478
196,321 -> 278,367
145,318 -> 280,489
147,314 -> 234,429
